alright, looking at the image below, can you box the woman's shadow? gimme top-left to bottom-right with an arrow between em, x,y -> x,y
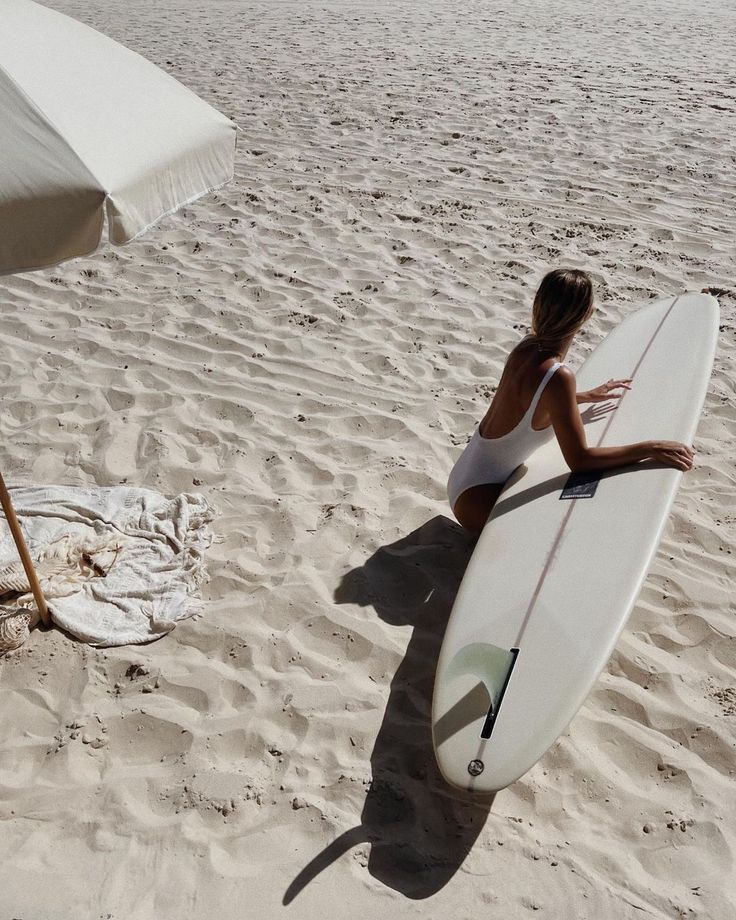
284,514 -> 495,903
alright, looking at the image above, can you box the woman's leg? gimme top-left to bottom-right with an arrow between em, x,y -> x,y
452,483 -> 504,537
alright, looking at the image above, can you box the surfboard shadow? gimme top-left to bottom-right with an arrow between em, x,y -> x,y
492,458 -> 675,522
283,515 -> 493,904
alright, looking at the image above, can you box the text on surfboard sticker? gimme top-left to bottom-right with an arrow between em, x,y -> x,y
560,471 -> 602,500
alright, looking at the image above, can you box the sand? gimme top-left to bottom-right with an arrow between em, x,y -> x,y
0,0 -> 735,917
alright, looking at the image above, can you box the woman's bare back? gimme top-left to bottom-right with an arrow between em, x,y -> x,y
478,342 -> 560,440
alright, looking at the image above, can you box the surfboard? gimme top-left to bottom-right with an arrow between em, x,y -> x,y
432,292 -> 719,793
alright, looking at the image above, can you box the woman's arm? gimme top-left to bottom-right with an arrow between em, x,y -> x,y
547,367 -> 694,473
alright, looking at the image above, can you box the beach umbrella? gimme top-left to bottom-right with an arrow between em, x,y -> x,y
0,0 -> 237,624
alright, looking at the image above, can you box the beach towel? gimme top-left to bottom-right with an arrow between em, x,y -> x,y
0,484 -> 214,651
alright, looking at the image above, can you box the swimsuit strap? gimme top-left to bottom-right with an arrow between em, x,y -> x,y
525,362 -> 562,421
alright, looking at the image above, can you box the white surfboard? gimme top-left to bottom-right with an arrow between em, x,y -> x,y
432,293 -> 719,793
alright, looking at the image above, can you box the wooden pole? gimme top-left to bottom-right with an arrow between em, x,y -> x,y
0,472 -> 50,625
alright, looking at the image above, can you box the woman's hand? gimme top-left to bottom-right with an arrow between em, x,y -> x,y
577,378 -> 632,403
646,440 -> 695,471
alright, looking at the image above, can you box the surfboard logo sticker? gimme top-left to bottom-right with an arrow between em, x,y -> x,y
560,471 -> 602,500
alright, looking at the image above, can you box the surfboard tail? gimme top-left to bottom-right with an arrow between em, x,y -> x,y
433,642 -> 519,753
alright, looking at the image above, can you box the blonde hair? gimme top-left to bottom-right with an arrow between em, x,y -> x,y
530,268 -> 594,351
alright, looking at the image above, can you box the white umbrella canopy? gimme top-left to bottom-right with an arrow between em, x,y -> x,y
0,0 -> 237,273
0,0 -> 236,626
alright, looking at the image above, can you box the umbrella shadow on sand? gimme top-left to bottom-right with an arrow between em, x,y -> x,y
284,515 -> 495,904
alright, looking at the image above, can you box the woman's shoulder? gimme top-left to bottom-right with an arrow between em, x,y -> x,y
545,363 -> 576,392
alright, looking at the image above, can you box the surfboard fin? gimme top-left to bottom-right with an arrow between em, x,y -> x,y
441,642 -> 519,741
479,646 -> 518,739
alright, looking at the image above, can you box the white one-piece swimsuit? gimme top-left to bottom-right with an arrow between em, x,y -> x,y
447,362 -> 562,512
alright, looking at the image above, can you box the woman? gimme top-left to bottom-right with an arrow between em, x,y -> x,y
448,268 -> 694,535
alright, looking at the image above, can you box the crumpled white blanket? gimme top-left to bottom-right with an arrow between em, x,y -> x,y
0,484 -> 214,650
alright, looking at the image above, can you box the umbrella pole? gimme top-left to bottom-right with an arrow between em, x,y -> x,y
0,472 -> 50,626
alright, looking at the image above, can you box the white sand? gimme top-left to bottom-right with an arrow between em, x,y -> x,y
1,0 -> 735,917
